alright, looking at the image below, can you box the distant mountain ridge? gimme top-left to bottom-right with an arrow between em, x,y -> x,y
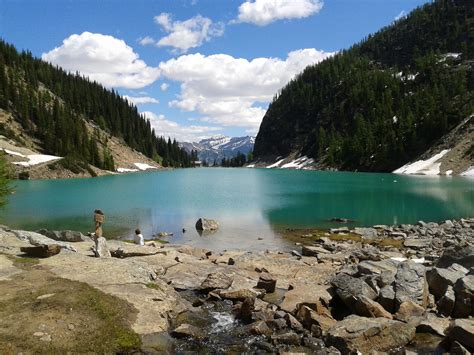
180,135 -> 255,164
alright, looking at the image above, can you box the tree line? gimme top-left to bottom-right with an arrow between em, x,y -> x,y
0,39 -> 192,170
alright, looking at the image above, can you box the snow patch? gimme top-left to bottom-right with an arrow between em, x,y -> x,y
390,257 -> 425,264
438,53 -> 462,63
117,168 -> 139,173
266,158 -> 285,169
1,148 -> 26,157
280,156 -> 315,169
393,149 -> 450,175
445,170 -> 453,176
246,164 -> 255,168
13,154 -> 62,167
460,166 -> 474,177
134,163 -> 158,171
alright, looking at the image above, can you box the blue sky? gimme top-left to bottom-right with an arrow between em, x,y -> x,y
0,0 -> 429,142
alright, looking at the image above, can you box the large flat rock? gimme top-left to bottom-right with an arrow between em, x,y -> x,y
326,315 -> 416,353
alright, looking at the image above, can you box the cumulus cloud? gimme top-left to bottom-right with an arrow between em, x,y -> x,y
159,48 -> 334,131
152,13 -> 224,53
123,95 -> 159,105
233,0 -> 323,26
42,32 -> 160,89
142,111 -> 222,142
160,83 -> 170,91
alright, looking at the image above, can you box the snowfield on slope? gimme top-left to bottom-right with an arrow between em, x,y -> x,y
1,147 -> 63,167
266,156 -> 315,170
393,149 -> 450,175
460,166 -> 474,177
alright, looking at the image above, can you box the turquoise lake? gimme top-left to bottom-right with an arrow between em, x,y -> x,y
1,168 -> 473,251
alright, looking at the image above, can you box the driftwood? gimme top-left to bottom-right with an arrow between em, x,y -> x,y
110,247 -> 166,259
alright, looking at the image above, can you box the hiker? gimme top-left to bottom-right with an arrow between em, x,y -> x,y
94,209 -> 105,238
134,228 -> 156,247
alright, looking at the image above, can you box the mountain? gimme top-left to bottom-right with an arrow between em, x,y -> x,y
180,135 -> 255,165
0,39 -> 192,179
254,0 -> 474,175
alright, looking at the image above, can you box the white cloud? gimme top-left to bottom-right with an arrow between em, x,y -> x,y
153,13 -> 224,53
233,0 -> 323,26
142,111 -> 222,142
138,36 -> 156,46
394,10 -> 407,21
160,83 -> 170,91
123,95 -> 159,105
159,48 -> 334,131
42,32 -> 160,89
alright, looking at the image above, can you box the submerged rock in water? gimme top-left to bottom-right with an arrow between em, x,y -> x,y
195,218 -> 219,231
171,323 -> 206,340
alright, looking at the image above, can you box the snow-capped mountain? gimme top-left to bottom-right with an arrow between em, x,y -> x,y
180,135 -> 255,164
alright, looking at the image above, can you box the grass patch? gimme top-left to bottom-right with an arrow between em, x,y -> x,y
0,270 -> 141,353
7,255 -> 39,270
281,228 -> 404,248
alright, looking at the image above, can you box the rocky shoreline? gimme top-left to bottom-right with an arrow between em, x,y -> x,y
0,218 -> 472,353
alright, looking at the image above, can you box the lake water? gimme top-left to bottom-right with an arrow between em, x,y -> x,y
1,168 -> 473,251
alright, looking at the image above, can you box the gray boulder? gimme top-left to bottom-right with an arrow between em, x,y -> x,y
200,272 -> 233,292
436,245 -> 474,269
37,229 -> 87,242
256,273 -> 276,293
447,318 -> 474,351
302,245 -> 330,257
326,315 -> 416,354
453,275 -> 474,318
171,324 -> 206,340
195,218 -> 219,231
403,238 -> 431,250
427,264 -> 468,299
416,313 -> 451,337
437,285 -> 456,317
394,261 -> 429,308
12,230 -> 77,252
353,227 -> 378,239
378,285 -> 396,313
92,237 -> 110,257
331,273 -> 378,314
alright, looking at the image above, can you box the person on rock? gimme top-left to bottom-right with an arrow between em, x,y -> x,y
134,228 -> 156,247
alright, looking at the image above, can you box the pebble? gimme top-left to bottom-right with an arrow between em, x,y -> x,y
36,293 -> 55,300
39,334 -> 52,342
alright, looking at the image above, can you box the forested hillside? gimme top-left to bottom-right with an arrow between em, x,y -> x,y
254,0 -> 474,172
0,40 -> 191,170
